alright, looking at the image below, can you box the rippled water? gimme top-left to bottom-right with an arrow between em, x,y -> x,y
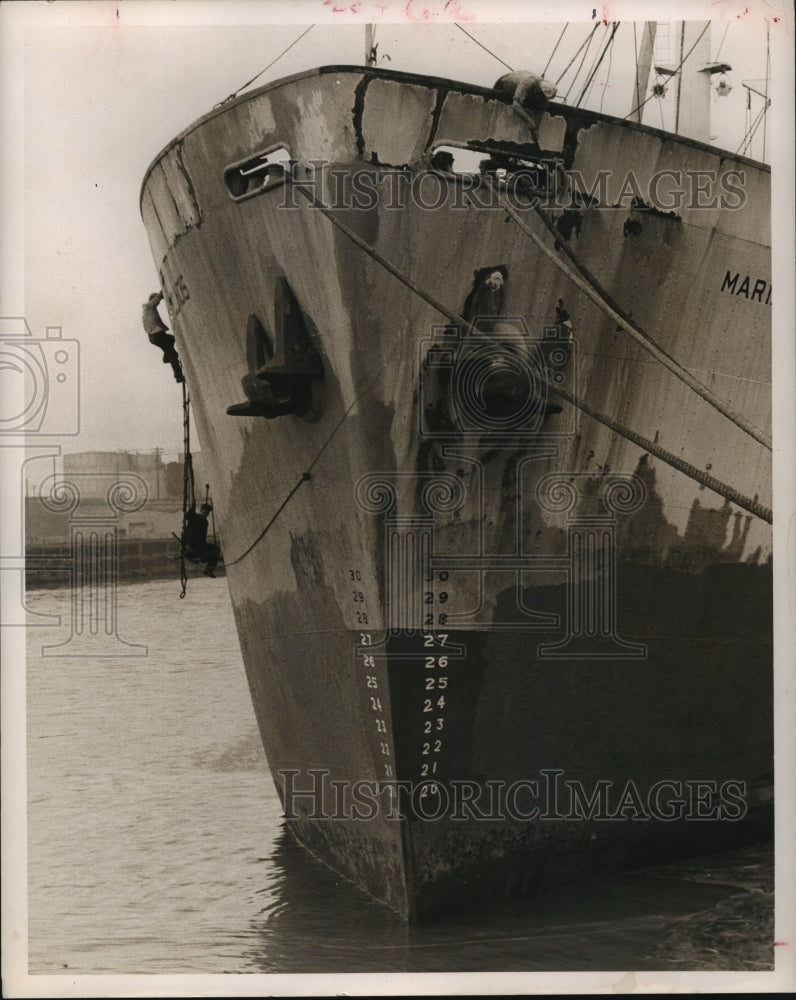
25,579 -> 774,976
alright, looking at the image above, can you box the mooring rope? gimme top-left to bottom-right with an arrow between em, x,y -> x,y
286,181 -> 770,524
548,379 -> 772,523
179,380 -> 195,598
221,351 -> 401,567
488,183 -> 771,451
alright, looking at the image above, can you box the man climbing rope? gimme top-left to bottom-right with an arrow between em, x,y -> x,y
182,503 -> 221,578
142,291 -> 185,383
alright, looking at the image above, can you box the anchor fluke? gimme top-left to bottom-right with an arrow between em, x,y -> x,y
227,279 -> 323,421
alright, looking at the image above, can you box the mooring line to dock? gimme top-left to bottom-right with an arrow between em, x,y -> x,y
548,379 -> 772,523
179,379 -> 194,598
290,181 -> 771,525
222,472 -> 311,568
490,183 -> 772,452
292,183 -> 479,335
222,351 -> 399,567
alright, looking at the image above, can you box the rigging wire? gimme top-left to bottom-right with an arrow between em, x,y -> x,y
599,27 -> 615,113
563,25 -> 598,103
555,23 -> 599,88
624,20 -> 710,122
737,103 -> 768,157
743,82 -> 752,146
574,23 -> 609,107
542,24 -> 568,77
216,25 -> 315,107
675,23 -> 685,136
576,22 -> 621,109
454,23 -> 513,72
714,22 -> 730,62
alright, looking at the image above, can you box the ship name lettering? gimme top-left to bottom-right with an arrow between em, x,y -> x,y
721,269 -> 772,305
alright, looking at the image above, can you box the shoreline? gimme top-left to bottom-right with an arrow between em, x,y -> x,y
25,538 -> 225,590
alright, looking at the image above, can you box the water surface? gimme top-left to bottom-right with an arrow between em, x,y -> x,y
25,580 -> 773,976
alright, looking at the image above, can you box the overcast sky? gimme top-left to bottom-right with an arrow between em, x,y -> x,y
1,0 -> 791,468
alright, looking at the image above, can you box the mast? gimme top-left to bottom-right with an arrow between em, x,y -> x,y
651,20 -> 716,143
676,21 -> 712,141
633,22 -> 657,123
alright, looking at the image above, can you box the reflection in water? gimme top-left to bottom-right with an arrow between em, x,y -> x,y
248,828 -> 774,973
250,830 -> 411,972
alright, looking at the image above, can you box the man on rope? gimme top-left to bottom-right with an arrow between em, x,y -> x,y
142,291 -> 185,383
182,503 -> 221,578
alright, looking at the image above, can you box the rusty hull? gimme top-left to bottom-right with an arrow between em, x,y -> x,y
140,67 -> 772,919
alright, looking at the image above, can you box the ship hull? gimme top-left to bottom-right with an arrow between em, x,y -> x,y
141,67 -> 772,919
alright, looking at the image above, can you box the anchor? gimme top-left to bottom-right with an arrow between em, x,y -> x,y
227,277 -> 323,420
